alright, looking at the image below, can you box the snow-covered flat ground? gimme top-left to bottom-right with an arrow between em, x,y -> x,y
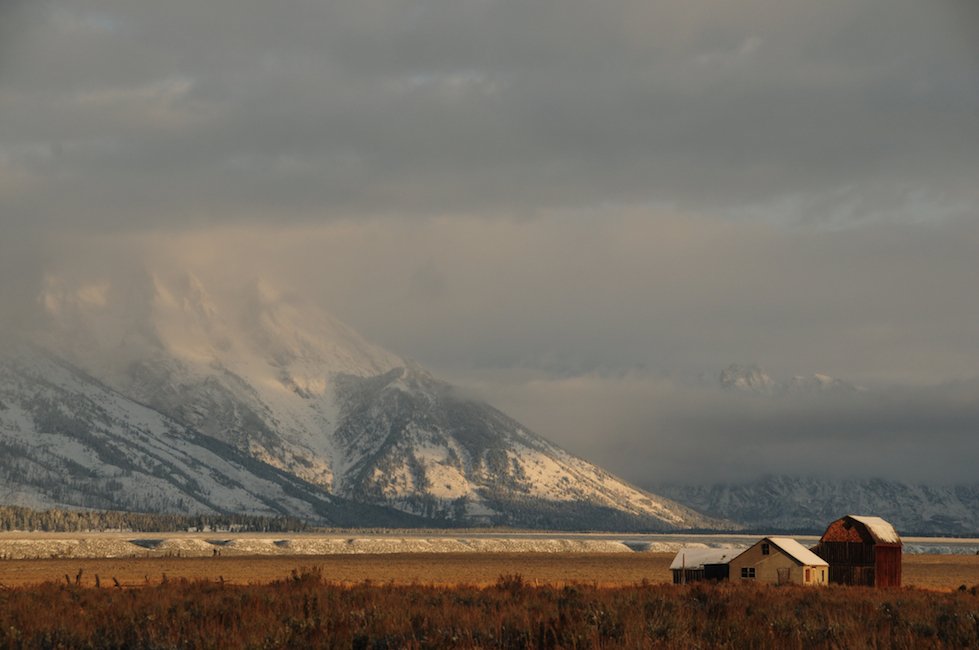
1,531 -> 975,560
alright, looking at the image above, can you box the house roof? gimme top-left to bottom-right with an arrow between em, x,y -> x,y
846,515 -> 902,545
766,537 -> 828,567
669,547 -> 743,571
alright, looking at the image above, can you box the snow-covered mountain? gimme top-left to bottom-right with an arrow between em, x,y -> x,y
659,476 -> 979,535
1,272 -> 726,531
0,346 -> 422,527
710,363 -> 866,397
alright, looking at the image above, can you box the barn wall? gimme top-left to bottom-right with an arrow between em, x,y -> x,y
704,564 -> 730,581
814,541 -> 875,586
671,564 -> 731,584
672,568 -> 705,584
812,541 -> 875,567
875,545 -> 902,588
828,565 -> 875,587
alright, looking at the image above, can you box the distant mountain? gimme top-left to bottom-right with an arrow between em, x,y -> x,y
0,272 -> 730,531
658,476 -> 979,535
708,363 -> 866,397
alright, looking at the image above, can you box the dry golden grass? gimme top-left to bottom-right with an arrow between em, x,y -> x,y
0,553 -> 672,588
2,553 -> 978,591
901,553 -> 979,591
3,569 -> 979,649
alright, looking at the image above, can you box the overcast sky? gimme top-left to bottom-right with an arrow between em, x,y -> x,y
2,0 -> 978,486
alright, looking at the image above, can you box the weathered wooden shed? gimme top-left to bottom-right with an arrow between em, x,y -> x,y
728,537 -> 829,586
811,515 -> 902,587
669,547 -> 741,584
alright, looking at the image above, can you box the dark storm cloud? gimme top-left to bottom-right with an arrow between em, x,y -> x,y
2,0 -> 977,230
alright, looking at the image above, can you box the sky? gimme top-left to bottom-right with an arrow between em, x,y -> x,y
1,0 -> 978,487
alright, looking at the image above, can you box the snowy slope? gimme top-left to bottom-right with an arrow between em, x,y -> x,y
19,272 -> 728,531
0,346 -> 427,527
330,362 -> 720,529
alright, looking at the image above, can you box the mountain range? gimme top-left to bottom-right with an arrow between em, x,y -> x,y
666,364 -> 979,535
6,277 -> 975,535
710,363 -> 868,397
658,476 -> 979,535
0,272 -> 725,531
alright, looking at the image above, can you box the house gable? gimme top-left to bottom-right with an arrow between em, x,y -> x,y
729,537 -> 827,586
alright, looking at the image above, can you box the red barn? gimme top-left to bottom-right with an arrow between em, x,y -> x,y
811,515 -> 902,587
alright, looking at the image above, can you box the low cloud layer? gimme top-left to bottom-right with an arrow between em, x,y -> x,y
24,211 -> 979,387
16,215 -> 979,487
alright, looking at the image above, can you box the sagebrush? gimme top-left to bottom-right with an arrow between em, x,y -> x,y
1,569 -> 978,649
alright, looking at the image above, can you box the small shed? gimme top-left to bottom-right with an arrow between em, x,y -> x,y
669,547 -> 741,584
811,515 -> 902,587
728,537 -> 829,586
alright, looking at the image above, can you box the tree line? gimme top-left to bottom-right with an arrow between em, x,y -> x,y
0,505 -> 311,533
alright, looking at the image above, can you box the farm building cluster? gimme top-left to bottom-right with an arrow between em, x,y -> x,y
671,515 -> 903,588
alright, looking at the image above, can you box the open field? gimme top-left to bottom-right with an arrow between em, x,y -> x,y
3,552 -> 979,591
902,554 -> 979,591
0,553 -> 671,588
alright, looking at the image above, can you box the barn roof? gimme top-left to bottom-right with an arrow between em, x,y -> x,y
766,537 -> 828,567
669,547 -> 742,571
846,515 -> 902,545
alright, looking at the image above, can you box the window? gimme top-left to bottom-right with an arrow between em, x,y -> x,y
761,543 -> 770,555
741,567 -> 755,579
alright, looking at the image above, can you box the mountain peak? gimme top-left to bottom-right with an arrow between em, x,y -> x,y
718,363 -> 777,394
712,364 -> 865,397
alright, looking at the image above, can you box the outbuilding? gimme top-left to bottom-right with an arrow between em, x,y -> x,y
811,515 -> 902,587
669,547 -> 741,584
728,537 -> 829,586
